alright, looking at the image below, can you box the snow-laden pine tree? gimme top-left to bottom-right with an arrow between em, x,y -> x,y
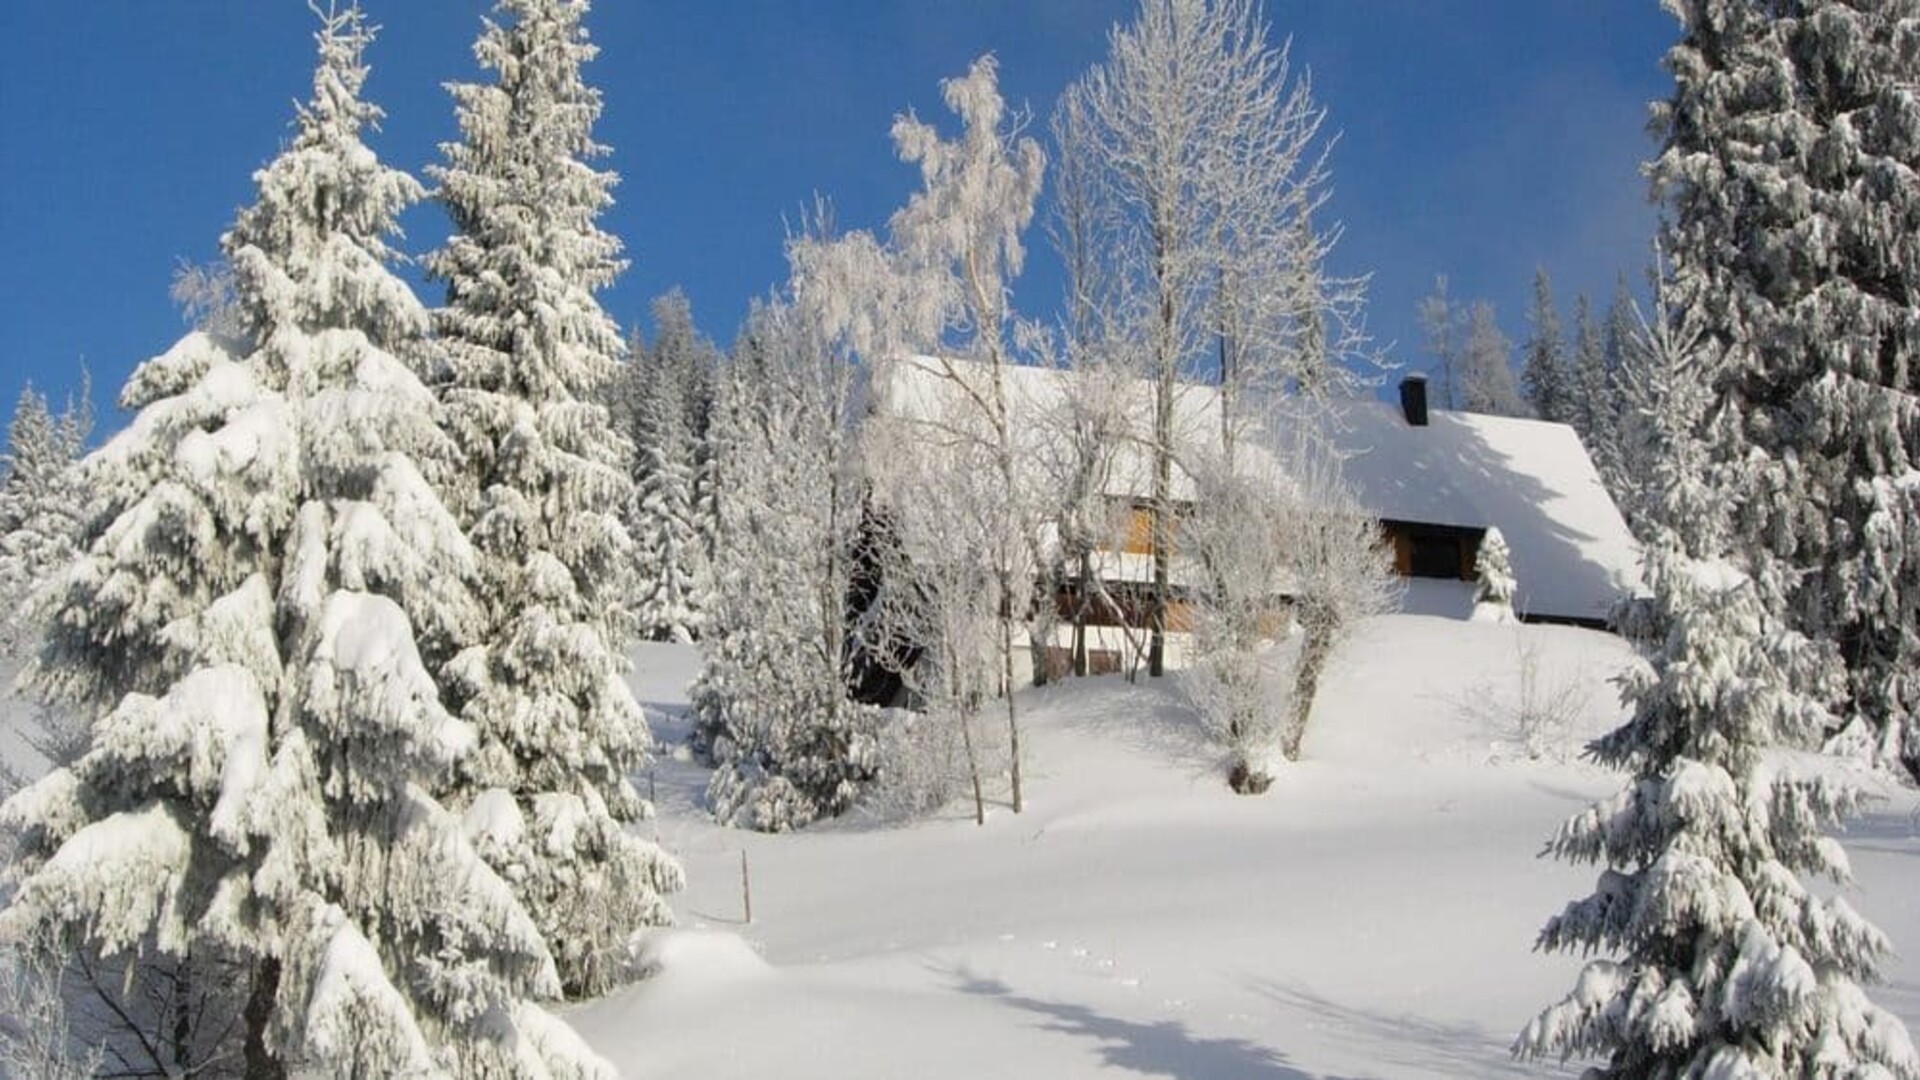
617,291 -> 715,644
693,295 -> 880,831
1600,276 -> 1644,520
0,381 -> 93,793
0,384 -> 87,656
1471,526 -> 1517,623
1520,268 -> 1569,422
1568,292 -> 1624,501
1457,301 -> 1527,417
1651,0 -> 1920,779
1417,276 -> 1461,410
1515,295 -> 1918,1078
428,0 -> 681,997
2,9 -> 610,1076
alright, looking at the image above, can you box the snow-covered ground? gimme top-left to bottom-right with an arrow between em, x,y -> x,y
0,660 -> 54,792
578,615 -> 1920,1079
3,618 -> 1912,1076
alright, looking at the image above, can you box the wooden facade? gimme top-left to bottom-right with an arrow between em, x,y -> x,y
1118,500 -> 1192,557
1073,505 -> 1484,640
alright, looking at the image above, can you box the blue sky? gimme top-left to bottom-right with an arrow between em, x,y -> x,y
0,3 -> 1674,431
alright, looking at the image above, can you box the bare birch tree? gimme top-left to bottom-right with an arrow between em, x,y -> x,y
1055,0 -> 1358,676
865,55 -> 1046,814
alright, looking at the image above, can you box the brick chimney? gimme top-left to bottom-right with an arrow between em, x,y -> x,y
1399,373 -> 1429,427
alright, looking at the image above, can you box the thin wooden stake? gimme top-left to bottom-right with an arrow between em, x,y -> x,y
740,850 -> 753,925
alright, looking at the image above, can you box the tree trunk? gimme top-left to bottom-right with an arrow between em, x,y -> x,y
1220,329 -> 1235,475
1000,592 -> 1024,814
243,958 -> 285,1080
1149,353 -> 1174,679
1286,620 -> 1336,761
171,954 -> 193,1070
1072,550 -> 1092,677
947,664 -> 986,826
1027,559 -> 1055,689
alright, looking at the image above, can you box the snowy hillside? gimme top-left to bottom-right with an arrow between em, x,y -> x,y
577,615 -> 1920,1078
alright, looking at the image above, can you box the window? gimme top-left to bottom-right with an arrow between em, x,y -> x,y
1408,532 -> 1462,579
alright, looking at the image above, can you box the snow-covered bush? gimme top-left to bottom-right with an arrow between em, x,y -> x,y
1470,525 -> 1517,623
1182,429 -> 1397,791
865,707 -> 972,822
1272,437 -> 1399,762
1181,454 -> 1294,793
1456,629 -> 1594,764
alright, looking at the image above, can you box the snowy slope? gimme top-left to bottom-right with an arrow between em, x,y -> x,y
580,618 -> 1920,1078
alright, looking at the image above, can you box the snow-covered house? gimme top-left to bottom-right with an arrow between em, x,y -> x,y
1319,375 -> 1640,628
870,357 -> 1640,679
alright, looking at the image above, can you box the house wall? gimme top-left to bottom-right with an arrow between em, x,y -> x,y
1015,623 -> 1198,685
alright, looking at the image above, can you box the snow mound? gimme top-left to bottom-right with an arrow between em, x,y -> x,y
633,928 -> 773,988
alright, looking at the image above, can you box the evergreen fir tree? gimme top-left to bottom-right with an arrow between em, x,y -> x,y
1470,526 -> 1517,623
1651,0 -> 1920,779
619,291 -> 714,644
2,9 -> 609,1075
1600,275 -> 1642,517
1520,268 -> 1570,422
427,0 -> 681,997
1516,295 -> 1917,1078
0,385 -> 86,655
1457,301 -> 1527,417
1568,292 -> 1624,502
691,298 -> 880,832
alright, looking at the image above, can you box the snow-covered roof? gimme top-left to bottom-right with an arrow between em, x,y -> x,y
1309,398 -> 1641,624
873,356 -> 1641,624
873,353 -> 1226,502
